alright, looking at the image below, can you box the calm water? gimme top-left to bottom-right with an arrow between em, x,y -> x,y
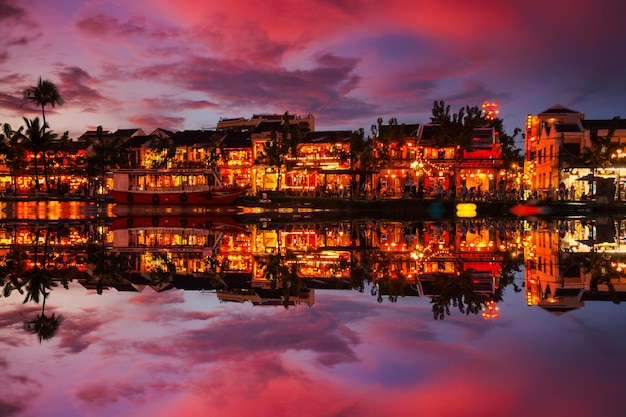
1,202 -> 625,417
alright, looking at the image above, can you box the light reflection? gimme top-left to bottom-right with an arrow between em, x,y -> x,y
1,214 -> 625,317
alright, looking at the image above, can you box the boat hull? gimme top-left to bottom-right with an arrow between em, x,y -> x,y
110,215 -> 243,232
109,187 -> 245,205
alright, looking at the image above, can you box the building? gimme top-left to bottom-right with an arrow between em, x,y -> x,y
524,104 -> 626,200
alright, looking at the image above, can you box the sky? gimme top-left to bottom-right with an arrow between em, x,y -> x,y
1,0 -> 626,139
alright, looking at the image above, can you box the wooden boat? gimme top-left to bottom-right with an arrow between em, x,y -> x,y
109,168 -> 246,205
110,215 -> 244,232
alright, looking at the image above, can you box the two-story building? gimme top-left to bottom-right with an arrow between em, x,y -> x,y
525,104 -> 626,200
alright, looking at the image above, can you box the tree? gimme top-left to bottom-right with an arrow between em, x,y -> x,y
20,117 -> 56,192
19,226 -> 65,342
488,118 -> 523,169
86,244 -> 131,295
0,123 -> 27,194
23,77 -> 64,131
24,311 -> 64,343
369,117 -> 401,171
148,136 -> 176,168
577,117 -> 621,175
147,251 -> 177,290
261,112 -> 294,191
430,270 -> 488,320
430,101 -> 486,152
87,125 -> 130,194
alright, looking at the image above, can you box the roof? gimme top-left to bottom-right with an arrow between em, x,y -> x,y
149,128 -> 175,138
472,127 -> 495,139
123,135 -> 153,148
419,125 -> 493,142
538,104 -> 581,115
112,128 -> 145,137
220,131 -> 252,148
253,121 -> 283,133
302,130 -> 351,144
418,124 -> 441,141
171,130 -> 221,146
581,118 -> 626,130
50,140 -> 89,152
378,123 -> 420,137
78,129 -> 111,140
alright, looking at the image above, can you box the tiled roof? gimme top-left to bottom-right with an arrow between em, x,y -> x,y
123,135 -> 153,148
302,131 -> 351,144
253,121 -> 283,133
418,124 -> 441,141
379,123 -> 420,137
220,131 -> 252,148
171,130 -> 221,146
112,128 -> 145,137
538,104 -> 580,115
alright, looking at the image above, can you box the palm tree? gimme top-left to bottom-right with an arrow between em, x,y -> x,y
20,117 -> 56,192
0,123 -> 26,194
23,77 -> 64,131
24,311 -> 64,343
19,226 -> 64,342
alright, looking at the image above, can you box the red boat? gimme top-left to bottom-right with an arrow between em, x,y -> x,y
109,168 -> 246,205
110,215 -> 244,232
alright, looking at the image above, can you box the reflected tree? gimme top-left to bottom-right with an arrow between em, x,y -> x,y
430,270 -> 488,320
493,251 -> 524,302
259,248 -> 303,309
19,226 -> 65,342
579,251 -> 624,304
147,251 -> 177,289
23,306 -> 64,343
86,243 -> 130,294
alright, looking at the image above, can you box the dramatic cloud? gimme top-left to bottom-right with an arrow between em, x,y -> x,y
2,0 -> 626,138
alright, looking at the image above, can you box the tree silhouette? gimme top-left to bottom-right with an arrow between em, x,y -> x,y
261,112 -> 294,191
430,269 -> 489,320
19,227 -> 64,342
430,101 -> 486,152
23,77 -> 64,132
87,125 -> 130,194
86,242 -> 131,294
148,135 -> 176,168
147,251 -> 177,290
19,117 -> 57,192
0,123 -> 27,195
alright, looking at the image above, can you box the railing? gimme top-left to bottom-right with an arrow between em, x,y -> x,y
129,185 -> 216,192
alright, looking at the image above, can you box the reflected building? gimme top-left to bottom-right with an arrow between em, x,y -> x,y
524,218 -> 626,315
4,215 -> 625,315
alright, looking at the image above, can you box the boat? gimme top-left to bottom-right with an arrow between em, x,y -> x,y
110,214 -> 244,232
109,168 -> 246,205
111,215 -> 244,252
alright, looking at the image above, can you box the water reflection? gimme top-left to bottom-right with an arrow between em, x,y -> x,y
2,210 -> 626,417
3,214 -> 625,333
